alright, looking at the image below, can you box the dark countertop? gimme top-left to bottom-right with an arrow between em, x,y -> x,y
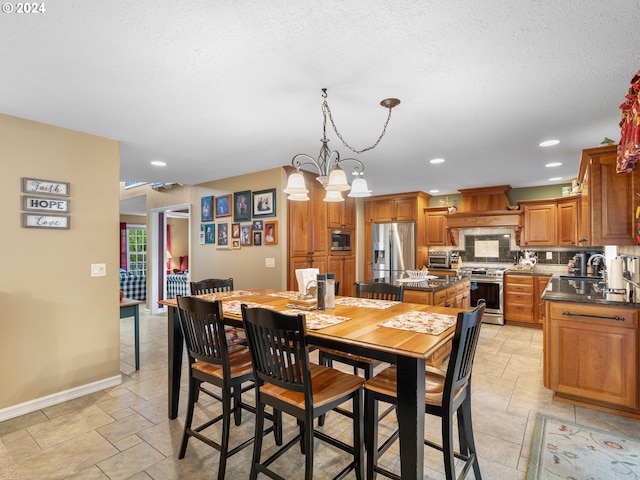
542,275 -> 639,307
505,269 -> 552,276
379,275 -> 468,292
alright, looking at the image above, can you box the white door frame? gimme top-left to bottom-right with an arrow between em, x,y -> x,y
149,203 -> 191,315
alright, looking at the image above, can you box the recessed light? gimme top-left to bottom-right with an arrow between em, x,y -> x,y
545,162 -> 562,167
539,140 -> 560,147
150,160 -> 166,167
429,189 -> 440,193
549,177 -> 563,181
429,158 -> 445,164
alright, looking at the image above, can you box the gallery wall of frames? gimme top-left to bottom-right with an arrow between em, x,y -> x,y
200,188 -> 278,250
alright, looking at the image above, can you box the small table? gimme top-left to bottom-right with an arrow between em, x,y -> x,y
120,298 -> 144,370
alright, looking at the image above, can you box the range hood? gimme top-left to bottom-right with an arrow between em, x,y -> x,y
445,185 -> 522,229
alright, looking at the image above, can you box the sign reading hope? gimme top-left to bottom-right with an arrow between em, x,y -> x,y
23,196 -> 70,213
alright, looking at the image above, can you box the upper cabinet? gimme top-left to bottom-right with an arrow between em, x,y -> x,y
424,206 -> 450,246
579,145 -> 639,246
520,196 -> 580,247
327,195 -> 356,229
364,192 -> 430,223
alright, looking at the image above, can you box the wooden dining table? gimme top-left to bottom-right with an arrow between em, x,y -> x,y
160,288 -> 464,480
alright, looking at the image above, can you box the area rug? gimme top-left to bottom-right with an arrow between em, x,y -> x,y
527,413 -> 640,479
0,439 -> 24,480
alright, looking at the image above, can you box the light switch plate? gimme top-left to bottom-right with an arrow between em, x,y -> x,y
91,263 -> 106,277
265,258 -> 275,268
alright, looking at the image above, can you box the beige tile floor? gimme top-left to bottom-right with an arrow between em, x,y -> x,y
2,308 -> 640,479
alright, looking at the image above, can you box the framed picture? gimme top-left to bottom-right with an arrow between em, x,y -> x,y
253,231 -> 262,246
201,196 -> 213,222
215,194 -> 231,218
216,221 -> 230,249
231,239 -> 241,250
253,220 -> 263,231
203,223 -> 215,244
240,224 -> 253,246
252,188 -> 276,217
231,223 -> 241,239
263,220 -> 278,245
233,190 -> 251,222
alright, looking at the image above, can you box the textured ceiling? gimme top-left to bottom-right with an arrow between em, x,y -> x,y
2,0 -> 639,200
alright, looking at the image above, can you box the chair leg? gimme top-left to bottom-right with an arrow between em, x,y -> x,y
217,387 -> 232,480
353,390 -> 364,480
273,409 -> 283,446
365,390 -> 379,480
304,413 -> 315,480
442,412 -> 456,480
179,375 -> 198,459
233,385 -> 242,426
250,399 -> 266,480
459,399 -> 481,479
317,351 -> 331,427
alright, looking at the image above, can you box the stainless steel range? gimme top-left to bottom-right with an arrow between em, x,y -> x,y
460,266 -> 506,325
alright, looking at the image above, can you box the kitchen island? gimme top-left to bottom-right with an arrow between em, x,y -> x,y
542,275 -> 640,418
386,275 -> 471,310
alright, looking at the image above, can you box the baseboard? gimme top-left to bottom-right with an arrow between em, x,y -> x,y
0,375 -> 122,422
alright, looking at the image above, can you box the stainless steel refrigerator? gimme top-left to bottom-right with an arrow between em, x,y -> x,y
371,222 -> 416,281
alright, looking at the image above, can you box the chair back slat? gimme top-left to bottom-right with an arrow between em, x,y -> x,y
190,278 -> 234,295
446,301 -> 485,397
355,282 -> 404,302
176,296 -> 228,368
241,305 -> 310,394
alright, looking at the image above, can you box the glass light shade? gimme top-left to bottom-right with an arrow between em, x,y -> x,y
323,190 -> 344,202
325,168 -> 351,191
287,192 -> 310,201
347,178 -> 372,197
284,172 -> 309,194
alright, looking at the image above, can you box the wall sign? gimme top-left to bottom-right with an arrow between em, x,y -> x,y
23,196 -> 70,213
22,177 -> 70,197
23,213 -> 70,229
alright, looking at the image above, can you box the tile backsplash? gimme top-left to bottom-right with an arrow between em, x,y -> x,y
452,228 -> 603,266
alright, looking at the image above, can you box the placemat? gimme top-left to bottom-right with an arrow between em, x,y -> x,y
379,311 -> 456,335
280,309 -> 351,330
222,300 -> 276,316
268,291 -> 302,299
335,297 -> 400,309
199,290 -> 256,301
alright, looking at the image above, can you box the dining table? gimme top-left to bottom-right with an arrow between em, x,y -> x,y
160,288 -> 464,480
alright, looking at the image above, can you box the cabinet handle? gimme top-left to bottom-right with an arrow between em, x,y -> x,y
561,311 -> 625,321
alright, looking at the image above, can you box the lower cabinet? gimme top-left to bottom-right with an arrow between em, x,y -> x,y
287,255 -> 328,293
328,255 -> 356,297
504,273 -> 550,325
544,300 -> 639,412
403,280 -> 470,309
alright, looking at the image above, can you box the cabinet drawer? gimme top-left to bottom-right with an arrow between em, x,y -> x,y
434,290 -> 447,305
548,302 -> 638,328
507,293 -> 533,305
505,304 -> 534,321
505,284 -> 533,294
505,275 -> 534,286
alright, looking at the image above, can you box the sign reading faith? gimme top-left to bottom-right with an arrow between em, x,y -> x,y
23,196 -> 70,213
22,177 -> 70,197
23,213 -> 70,229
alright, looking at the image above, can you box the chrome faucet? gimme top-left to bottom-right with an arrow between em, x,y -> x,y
587,253 -> 606,266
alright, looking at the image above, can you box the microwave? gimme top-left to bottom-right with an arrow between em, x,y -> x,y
331,229 -> 352,251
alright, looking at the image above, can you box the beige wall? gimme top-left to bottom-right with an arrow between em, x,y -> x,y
119,168 -> 289,303
167,217 -> 188,271
0,114 -> 120,411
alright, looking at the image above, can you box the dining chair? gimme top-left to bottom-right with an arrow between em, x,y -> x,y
364,301 -> 486,480
317,282 -> 404,426
190,278 -> 246,345
241,305 -> 365,480
175,296 -> 279,480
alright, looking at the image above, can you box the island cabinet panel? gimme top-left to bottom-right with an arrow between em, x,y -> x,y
544,301 -> 639,411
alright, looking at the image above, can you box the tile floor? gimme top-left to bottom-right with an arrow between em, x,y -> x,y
2,308 -> 640,479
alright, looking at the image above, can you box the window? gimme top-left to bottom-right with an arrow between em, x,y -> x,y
127,225 -> 147,275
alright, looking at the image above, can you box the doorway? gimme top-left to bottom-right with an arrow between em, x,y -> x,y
149,203 -> 191,314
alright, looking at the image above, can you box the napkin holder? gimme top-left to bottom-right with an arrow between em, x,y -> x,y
288,295 -> 317,309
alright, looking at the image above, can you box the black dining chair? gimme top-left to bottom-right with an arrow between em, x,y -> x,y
190,278 -> 246,346
318,282 -> 404,426
241,304 -> 365,480
365,301 -> 486,480
175,296 -> 279,480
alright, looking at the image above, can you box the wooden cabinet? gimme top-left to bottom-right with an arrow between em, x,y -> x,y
504,273 -> 550,325
424,207 -> 449,246
544,300 -> 639,412
402,280 -> 470,309
578,145 -> 639,246
327,195 -> 356,229
328,255 -> 356,297
520,196 -> 580,246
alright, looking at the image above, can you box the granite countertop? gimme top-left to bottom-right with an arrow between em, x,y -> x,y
542,275 -> 640,307
380,275 -> 468,292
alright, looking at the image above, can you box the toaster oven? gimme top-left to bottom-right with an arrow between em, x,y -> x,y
427,250 -> 451,269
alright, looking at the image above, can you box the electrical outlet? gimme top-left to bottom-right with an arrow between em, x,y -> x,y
546,251 -> 553,260
265,258 -> 275,268
91,263 -> 106,277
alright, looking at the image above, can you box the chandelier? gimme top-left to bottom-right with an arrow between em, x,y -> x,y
284,88 -> 400,202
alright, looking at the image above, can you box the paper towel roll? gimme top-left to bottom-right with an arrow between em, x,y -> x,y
608,258 -> 624,290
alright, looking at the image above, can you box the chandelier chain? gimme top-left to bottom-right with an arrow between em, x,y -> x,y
322,99 -> 394,155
